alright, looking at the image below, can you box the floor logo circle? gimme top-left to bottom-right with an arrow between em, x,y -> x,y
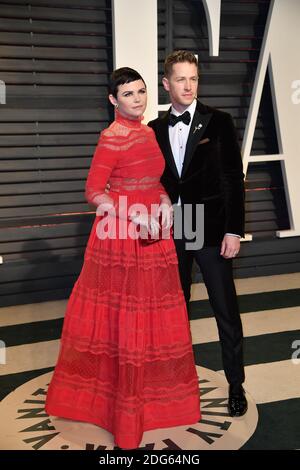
0,367 -> 258,450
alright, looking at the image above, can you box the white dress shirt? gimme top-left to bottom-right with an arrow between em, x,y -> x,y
168,99 -> 197,181
168,99 -> 240,239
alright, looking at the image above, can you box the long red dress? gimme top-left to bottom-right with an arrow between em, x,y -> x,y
45,111 -> 201,449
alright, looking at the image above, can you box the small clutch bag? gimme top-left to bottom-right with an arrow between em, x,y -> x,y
139,217 -> 173,245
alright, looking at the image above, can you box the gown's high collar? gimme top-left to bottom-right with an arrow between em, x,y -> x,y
115,109 -> 143,129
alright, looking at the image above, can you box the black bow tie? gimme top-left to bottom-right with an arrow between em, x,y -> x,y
168,110 -> 191,127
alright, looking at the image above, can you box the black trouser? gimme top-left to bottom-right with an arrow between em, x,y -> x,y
174,237 -> 245,388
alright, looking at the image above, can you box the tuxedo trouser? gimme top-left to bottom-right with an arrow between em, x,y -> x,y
174,236 -> 245,387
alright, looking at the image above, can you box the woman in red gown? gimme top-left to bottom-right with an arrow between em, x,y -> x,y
45,68 -> 200,449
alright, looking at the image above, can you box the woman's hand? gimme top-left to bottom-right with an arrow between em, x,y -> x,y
129,213 -> 160,237
95,195 -> 116,216
157,198 -> 174,230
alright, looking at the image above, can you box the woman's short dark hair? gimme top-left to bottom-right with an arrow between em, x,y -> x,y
109,67 -> 146,98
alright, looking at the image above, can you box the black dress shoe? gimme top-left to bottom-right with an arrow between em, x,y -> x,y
228,385 -> 248,417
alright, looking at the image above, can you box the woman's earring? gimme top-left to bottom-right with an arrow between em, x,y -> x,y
114,103 -> 119,109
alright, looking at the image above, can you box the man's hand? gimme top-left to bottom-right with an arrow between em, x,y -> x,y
220,235 -> 240,259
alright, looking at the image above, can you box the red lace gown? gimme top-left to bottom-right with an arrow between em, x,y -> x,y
45,111 -> 201,449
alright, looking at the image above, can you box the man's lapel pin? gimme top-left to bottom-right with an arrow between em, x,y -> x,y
193,123 -> 203,134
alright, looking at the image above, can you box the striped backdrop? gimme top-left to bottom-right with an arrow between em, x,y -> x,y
0,272 -> 300,449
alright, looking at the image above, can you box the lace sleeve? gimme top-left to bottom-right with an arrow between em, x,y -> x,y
158,183 -> 172,205
85,129 -> 119,208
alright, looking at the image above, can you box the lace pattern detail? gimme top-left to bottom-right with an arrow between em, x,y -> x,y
46,112 -> 200,450
85,117 -> 166,208
47,347 -> 199,414
109,175 -> 161,192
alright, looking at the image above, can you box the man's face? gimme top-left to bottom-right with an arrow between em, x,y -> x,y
163,62 -> 199,109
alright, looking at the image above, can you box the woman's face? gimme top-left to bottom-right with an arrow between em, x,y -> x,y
109,79 -> 147,120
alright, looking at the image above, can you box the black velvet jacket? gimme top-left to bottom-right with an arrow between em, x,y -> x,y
148,100 -> 245,246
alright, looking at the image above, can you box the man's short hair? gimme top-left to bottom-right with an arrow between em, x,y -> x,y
164,50 -> 199,78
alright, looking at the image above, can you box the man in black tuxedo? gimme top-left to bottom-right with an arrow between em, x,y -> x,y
148,50 -> 247,417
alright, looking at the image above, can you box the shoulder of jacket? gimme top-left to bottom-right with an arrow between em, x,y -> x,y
197,100 -> 231,120
149,109 -> 170,126
210,107 -> 232,121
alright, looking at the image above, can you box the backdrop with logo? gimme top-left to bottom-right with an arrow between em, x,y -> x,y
0,0 -> 299,306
